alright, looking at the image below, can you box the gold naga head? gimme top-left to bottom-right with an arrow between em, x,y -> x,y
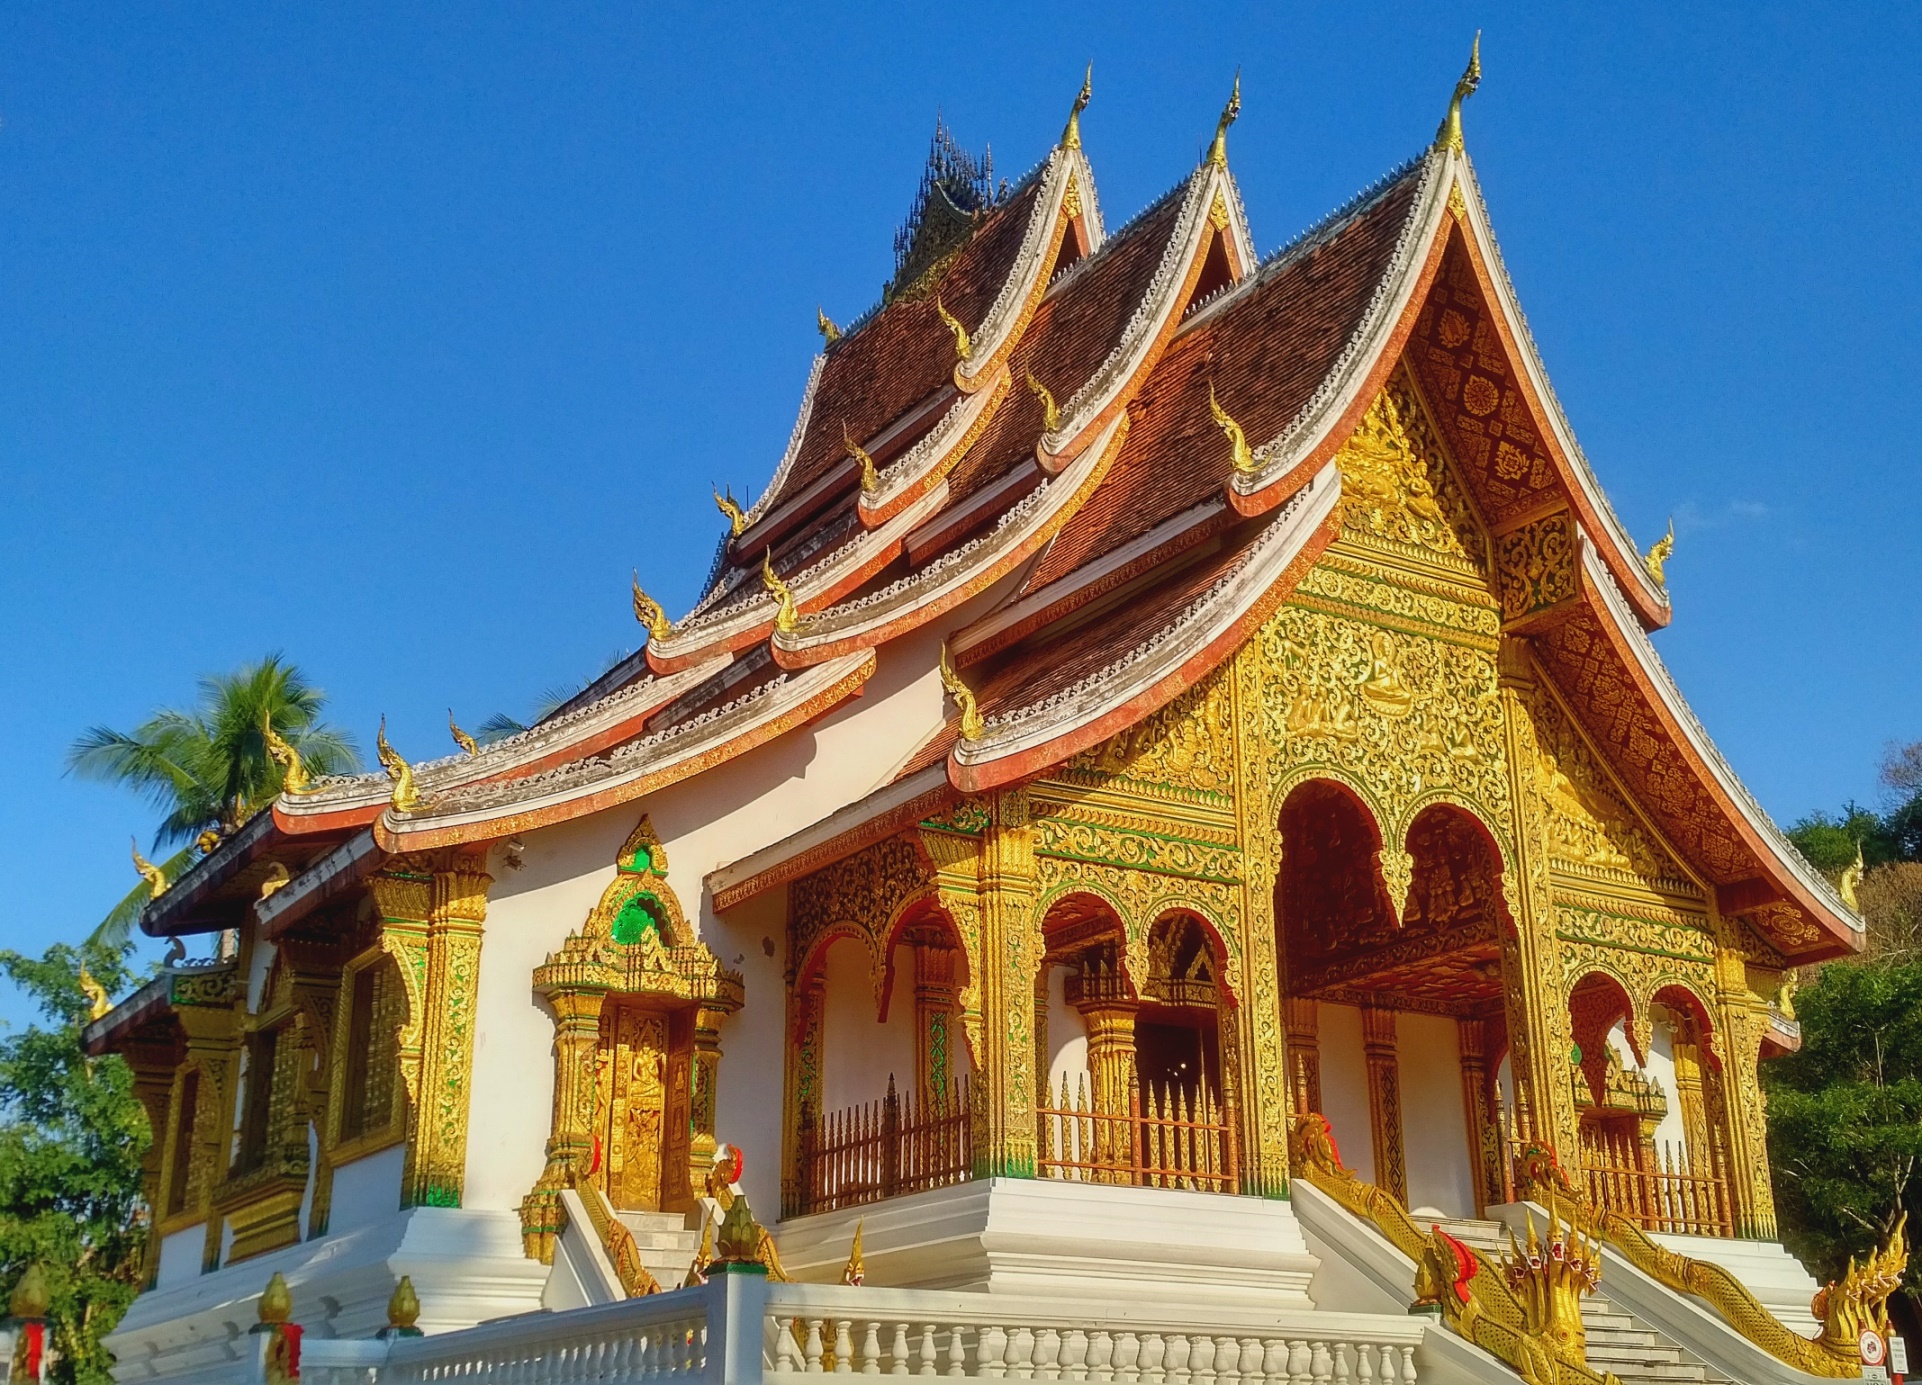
631,572 -> 671,643
1644,517 -> 1675,587
760,551 -> 799,634
1062,62 -> 1093,150
937,643 -> 985,741
1501,1205 -> 1601,1369
261,715 -> 313,794
1026,370 -> 1062,434
843,423 -> 880,494
375,715 -> 421,813
1435,32 -> 1483,155
131,837 -> 169,900
842,1218 -> 866,1286
1208,383 -> 1257,475
816,306 -> 842,345
448,709 -> 480,757
935,297 -> 973,362
714,486 -> 748,537
1817,1212 -> 1909,1352
1207,69 -> 1241,168
78,966 -> 111,1021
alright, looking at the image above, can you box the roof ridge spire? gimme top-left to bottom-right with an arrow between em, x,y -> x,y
1207,69 -> 1241,168
1062,63 -> 1093,150
1435,32 -> 1482,155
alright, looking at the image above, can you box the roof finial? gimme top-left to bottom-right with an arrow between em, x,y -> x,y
448,710 -> 480,757
262,715 -> 313,795
1839,841 -> 1865,912
714,486 -> 748,536
817,307 -> 842,345
1026,370 -> 1062,433
1435,31 -> 1482,155
1207,70 -> 1241,169
938,644 -> 985,741
1062,63 -> 1093,150
631,572 -> 670,642
761,552 -> 800,634
131,837 -> 169,900
843,423 -> 880,494
1643,517 -> 1674,588
1208,383 -> 1257,475
935,297 -> 973,362
375,715 -> 421,813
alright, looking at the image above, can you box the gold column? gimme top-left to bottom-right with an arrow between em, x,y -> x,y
782,974 -> 825,1217
173,987 -> 242,1273
1076,991 -> 1139,1181
911,942 -> 961,1106
1497,652 -> 1581,1161
1457,1018 -> 1501,1212
368,859 -> 432,1203
689,1003 -> 727,1191
1711,942 -> 1779,1239
975,788 -> 1041,1177
407,850 -> 491,1208
1283,996 -> 1323,1118
1230,656 -> 1291,1197
520,987 -> 605,1261
122,1038 -> 178,1285
1361,1006 -> 1407,1203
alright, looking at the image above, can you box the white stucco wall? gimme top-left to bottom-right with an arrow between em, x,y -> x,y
1398,1011 -> 1474,1219
1043,963 -> 1091,1104
1316,1002 -> 1374,1183
328,1143 -> 406,1235
1606,1016 -> 1689,1158
820,936 -> 918,1114
154,1226 -> 202,1291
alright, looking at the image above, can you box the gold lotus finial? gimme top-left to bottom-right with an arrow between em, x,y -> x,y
262,716 -> 313,795
9,1264 -> 50,1320
761,552 -> 799,634
1026,370 -> 1062,433
131,837 -> 169,900
842,1217 -> 866,1286
817,306 -> 842,344
1207,69 -> 1241,168
843,423 -> 880,494
714,1194 -> 763,1266
1209,383 -> 1257,475
448,710 -> 480,757
631,572 -> 671,642
935,297 -> 973,362
1062,63 -> 1093,150
258,1271 -> 293,1326
938,644 -> 985,741
387,1276 -> 421,1331
79,966 -> 111,1021
714,486 -> 748,537
1839,841 -> 1865,912
1644,517 -> 1674,587
1436,31 -> 1482,155
375,716 -> 421,813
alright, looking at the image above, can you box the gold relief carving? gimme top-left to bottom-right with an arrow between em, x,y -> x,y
790,833 -> 938,1014
1294,559 -> 1503,645
1032,811 -> 1240,884
1333,370 -> 1487,571
1229,654 -> 1291,1194
1496,511 -> 1578,623
1068,667 -> 1236,793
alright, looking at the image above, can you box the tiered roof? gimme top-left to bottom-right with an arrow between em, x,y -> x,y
143,74 -> 1861,965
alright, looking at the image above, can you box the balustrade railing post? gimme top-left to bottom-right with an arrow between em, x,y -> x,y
883,1075 -> 902,1199
1129,1077 -> 1144,1188
704,1263 -> 769,1385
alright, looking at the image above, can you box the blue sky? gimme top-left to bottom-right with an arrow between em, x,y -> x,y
2,4 -> 1918,1012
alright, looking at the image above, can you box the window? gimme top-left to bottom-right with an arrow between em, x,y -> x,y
165,1068 -> 199,1215
235,1029 -> 280,1174
340,956 -> 402,1142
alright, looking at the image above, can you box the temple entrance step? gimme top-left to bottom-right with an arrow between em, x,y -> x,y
1579,1293 -> 1729,1385
1418,1216 -> 1510,1255
614,1209 -> 706,1289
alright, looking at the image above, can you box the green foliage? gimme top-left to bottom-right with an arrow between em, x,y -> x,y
1787,805 -> 1895,874
1764,958 -> 1922,1292
65,653 -> 360,946
0,942 -> 152,1384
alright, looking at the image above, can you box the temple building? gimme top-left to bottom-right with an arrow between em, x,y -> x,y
87,54 -> 1898,1385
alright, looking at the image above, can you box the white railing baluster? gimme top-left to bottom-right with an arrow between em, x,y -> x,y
918,1323 -> 938,1377
945,1324 -> 966,1377
889,1321 -> 911,1375
862,1320 -> 883,1374
834,1320 -> 855,1375
1061,1328 -> 1088,1383
979,1323 -> 1008,1378
805,1318 -> 826,1373
1138,1331 -> 1166,1385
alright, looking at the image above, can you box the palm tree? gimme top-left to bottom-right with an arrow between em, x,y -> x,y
67,654 -> 361,947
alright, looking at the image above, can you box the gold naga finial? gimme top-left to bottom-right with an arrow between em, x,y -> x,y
375,716 -> 421,813
78,966 -> 111,1021
1209,383 -> 1257,475
714,486 -> 748,537
1207,69 -> 1241,168
261,716 -> 313,795
258,862 -> 291,900
937,643 -> 985,741
817,306 -> 842,345
1435,31 -> 1483,155
1026,369 -> 1062,433
1643,517 -> 1675,587
935,297 -> 973,362
842,1218 -> 866,1286
131,837 -> 169,900
448,709 -> 480,757
760,551 -> 799,634
631,572 -> 671,642
843,423 -> 880,494
1839,841 -> 1865,912
1062,62 -> 1093,150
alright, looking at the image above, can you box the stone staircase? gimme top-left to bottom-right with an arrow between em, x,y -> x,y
1428,1218 -> 1729,1385
615,1208 -> 707,1290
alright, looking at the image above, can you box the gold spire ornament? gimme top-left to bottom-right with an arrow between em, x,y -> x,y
714,487 -> 748,537
713,1194 -> 763,1267
938,644 -> 985,741
1209,384 -> 1257,475
1026,370 -> 1062,433
935,297 -> 973,362
262,717 -> 313,795
1062,63 -> 1093,150
258,1272 -> 293,1326
1207,70 -> 1241,168
384,1276 -> 422,1335
761,551 -> 800,634
9,1264 -> 50,1320
448,709 -> 480,757
817,306 -> 842,344
1643,518 -> 1675,587
1435,31 -> 1482,155
631,573 -> 671,642
78,967 -> 111,1021
131,838 -> 169,900
843,423 -> 880,494
375,716 -> 421,813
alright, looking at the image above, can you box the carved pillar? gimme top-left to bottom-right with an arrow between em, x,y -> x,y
1457,1017 -> 1501,1213
690,1003 -> 726,1191
171,974 -> 242,1274
1711,942 -> 1779,1239
911,942 -> 961,1107
783,973 -> 825,1217
975,788 -> 1041,1177
406,850 -> 491,1208
1496,652 -> 1581,1162
1669,1015 -> 1711,1171
1031,970 -> 1050,1110
1075,989 -> 1139,1181
1230,654 -> 1290,1197
368,860 -> 433,1203
1283,996 -> 1323,1118
1361,1006 -> 1407,1202
519,987 -> 605,1261
122,1038 -> 179,1285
